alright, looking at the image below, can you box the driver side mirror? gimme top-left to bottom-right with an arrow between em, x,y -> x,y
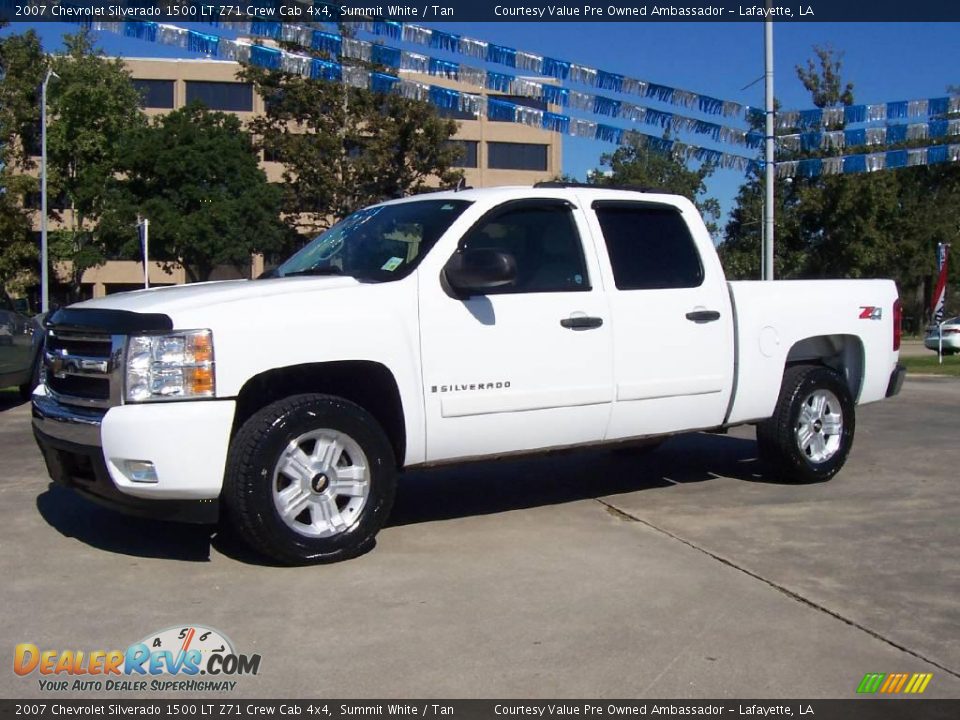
443,248 -> 517,297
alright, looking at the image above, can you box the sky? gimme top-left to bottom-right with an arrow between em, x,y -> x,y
4,20 -> 960,225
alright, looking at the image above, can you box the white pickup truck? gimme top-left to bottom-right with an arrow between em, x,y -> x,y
32,185 -> 906,564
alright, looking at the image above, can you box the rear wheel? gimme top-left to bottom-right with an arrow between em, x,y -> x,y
757,365 -> 855,483
223,394 -> 397,565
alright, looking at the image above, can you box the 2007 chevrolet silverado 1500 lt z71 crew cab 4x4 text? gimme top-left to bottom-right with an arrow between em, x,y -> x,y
32,186 -> 906,564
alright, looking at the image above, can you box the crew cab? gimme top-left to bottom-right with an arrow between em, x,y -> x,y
32,186 -> 906,564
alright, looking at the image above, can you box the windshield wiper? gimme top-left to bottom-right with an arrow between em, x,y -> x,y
281,267 -> 347,278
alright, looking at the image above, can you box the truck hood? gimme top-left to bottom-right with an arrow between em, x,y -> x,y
69,276 -> 363,317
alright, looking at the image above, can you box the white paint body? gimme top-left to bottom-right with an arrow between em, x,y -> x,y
68,187 -> 901,500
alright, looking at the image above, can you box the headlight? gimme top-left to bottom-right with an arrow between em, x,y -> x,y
125,329 -> 215,402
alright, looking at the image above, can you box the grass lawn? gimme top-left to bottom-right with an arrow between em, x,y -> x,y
901,353 -> 960,377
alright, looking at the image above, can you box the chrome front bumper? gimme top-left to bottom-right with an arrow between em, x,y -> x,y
32,391 -> 105,446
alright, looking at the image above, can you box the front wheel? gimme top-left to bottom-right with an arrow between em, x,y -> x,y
756,365 -> 855,484
223,394 -> 397,565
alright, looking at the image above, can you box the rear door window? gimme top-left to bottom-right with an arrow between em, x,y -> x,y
593,202 -> 704,290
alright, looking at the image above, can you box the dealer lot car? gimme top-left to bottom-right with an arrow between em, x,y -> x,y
32,185 -> 906,565
924,316 -> 960,354
0,290 -> 43,399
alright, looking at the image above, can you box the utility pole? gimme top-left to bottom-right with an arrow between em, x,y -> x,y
40,68 -> 60,313
763,9 -> 775,281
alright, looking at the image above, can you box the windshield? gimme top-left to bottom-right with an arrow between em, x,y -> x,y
268,199 -> 472,281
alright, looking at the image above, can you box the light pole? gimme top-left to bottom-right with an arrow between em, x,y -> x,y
40,67 -> 60,314
763,10 -> 775,281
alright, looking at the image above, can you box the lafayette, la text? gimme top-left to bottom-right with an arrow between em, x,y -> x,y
494,5 -> 814,17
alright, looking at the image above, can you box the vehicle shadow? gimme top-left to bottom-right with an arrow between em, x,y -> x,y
0,390 -> 27,412
35,432 -> 771,566
389,432 -> 767,527
36,484 -> 214,562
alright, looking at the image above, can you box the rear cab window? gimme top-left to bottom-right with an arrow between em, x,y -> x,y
592,201 -> 704,290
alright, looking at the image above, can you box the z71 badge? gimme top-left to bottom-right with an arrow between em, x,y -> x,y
859,306 -> 883,320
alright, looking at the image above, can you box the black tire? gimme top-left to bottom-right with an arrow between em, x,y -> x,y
756,365 -> 855,484
223,393 -> 397,565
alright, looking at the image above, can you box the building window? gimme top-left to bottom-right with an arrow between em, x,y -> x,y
447,140 -> 478,168
185,81 -> 254,112
132,79 -> 175,109
436,106 -> 477,121
487,142 -> 548,172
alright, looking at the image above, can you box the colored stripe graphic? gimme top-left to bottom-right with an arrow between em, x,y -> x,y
857,672 -> 933,694
857,673 -> 886,693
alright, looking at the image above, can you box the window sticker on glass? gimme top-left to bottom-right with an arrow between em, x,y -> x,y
441,204 -> 456,211
381,256 -> 404,272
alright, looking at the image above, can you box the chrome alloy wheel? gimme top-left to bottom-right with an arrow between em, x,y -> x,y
795,389 -> 843,464
271,429 -> 370,538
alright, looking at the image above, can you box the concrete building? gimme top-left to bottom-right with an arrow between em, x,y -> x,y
31,57 -> 562,299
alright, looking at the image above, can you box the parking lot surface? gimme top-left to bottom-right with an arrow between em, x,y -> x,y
1,378 -> 958,699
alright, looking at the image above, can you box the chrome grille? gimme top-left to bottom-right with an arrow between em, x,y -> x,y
43,329 -> 125,409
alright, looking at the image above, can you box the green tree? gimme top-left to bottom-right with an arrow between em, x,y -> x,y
45,30 -> 146,300
239,51 -> 464,236
102,104 -> 289,283
588,137 -> 721,235
0,24 -> 46,288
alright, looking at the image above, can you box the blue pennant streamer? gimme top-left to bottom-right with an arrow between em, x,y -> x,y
927,97 -> 949,116
886,124 -> 908,144
646,137 -> 674,154
251,21 -> 281,40
646,109 -> 673,128
927,145 -> 949,164
929,119 -> 949,138
593,96 -> 622,117
798,158 -> 823,177
596,124 -> 624,145
885,150 -> 908,168
596,71 -> 624,93
542,57 -> 570,80
698,95 -> 724,115
371,22 -> 402,40
369,71 -> 398,94
428,86 -> 460,110
646,84 -> 675,103
428,58 -> 459,77
844,105 -> 866,124
800,132 -> 823,151
371,44 -> 401,68
798,109 -> 823,128
250,45 -> 282,70
311,59 -> 341,82
486,44 -> 517,68
745,131 -> 764,149
187,31 -> 219,56
486,98 -> 517,122
842,155 -> 867,173
312,31 -> 341,57
694,120 -> 722,141
486,71 -> 515,93
542,112 -> 570,134
124,21 -> 157,42
430,30 -> 460,53
541,85 -> 569,107
844,128 -> 866,147
886,101 -> 908,120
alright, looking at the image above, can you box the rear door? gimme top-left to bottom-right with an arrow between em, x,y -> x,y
586,200 -> 734,439
418,198 -> 614,462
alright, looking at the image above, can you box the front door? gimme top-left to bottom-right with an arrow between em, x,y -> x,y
418,199 -> 614,462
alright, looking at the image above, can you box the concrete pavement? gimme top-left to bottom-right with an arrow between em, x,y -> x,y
1,379 -> 958,699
